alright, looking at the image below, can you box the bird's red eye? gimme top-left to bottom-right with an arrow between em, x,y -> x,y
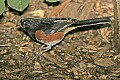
22,20 -> 31,26
20,18 -> 34,27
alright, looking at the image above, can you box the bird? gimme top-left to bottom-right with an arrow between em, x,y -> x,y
19,17 -> 111,51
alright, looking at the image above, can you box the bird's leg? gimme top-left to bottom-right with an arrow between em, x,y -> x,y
32,45 -> 45,61
42,45 -> 52,52
32,44 -> 52,61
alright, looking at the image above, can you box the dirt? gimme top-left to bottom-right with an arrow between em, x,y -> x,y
1,0 -> 120,80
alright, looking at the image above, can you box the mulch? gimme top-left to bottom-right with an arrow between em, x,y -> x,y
1,0 -> 120,80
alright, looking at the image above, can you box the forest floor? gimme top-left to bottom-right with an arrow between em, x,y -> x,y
1,0 -> 120,80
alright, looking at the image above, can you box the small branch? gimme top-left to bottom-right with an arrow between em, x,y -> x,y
113,0 -> 120,52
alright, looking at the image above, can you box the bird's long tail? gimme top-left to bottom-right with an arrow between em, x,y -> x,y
74,16 -> 111,27
63,16 -> 112,34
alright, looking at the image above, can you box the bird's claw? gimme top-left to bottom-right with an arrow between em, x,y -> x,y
42,45 -> 52,52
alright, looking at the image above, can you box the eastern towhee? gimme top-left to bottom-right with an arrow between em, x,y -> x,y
19,17 -> 111,51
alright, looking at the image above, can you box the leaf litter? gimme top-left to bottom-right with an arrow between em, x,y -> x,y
0,0 -> 119,80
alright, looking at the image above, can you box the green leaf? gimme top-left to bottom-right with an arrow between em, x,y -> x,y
7,0 -> 29,11
0,0 -> 5,15
46,0 -> 60,2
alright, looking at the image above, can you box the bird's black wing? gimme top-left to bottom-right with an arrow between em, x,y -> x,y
34,18 -> 77,34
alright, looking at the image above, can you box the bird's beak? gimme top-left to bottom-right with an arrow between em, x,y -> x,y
16,16 -> 25,30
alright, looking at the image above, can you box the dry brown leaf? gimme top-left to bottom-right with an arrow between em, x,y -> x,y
8,60 -> 16,65
71,67 -> 79,79
54,74 -> 71,80
48,0 -> 71,17
111,68 -> 120,74
50,50 -> 56,56
0,49 -> 7,55
34,61 -> 42,71
66,44 -> 75,53
20,42 -> 29,47
93,44 -> 111,58
95,0 -> 101,11
3,22 -> 16,27
99,75 -> 108,79
42,52 -> 66,68
78,0 -> 96,20
94,58 -> 115,67
29,10 -> 45,18
86,45 -> 98,52
60,2 -> 81,18
99,27 -> 111,42
19,47 -> 32,52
